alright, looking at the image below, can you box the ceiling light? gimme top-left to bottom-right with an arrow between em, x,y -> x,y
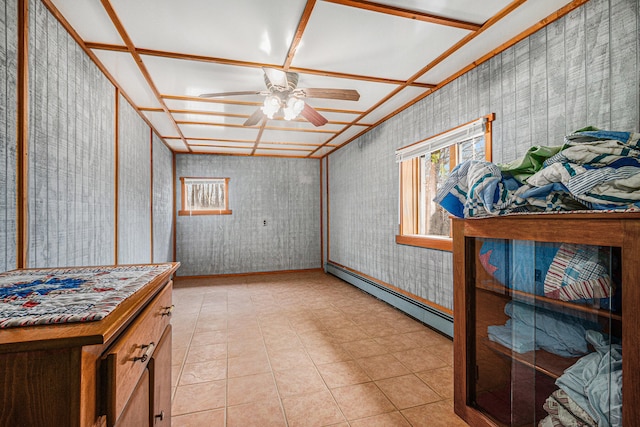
283,97 -> 305,121
261,95 -> 280,119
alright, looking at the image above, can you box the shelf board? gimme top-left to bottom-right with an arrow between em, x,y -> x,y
476,281 -> 622,322
482,339 -> 579,379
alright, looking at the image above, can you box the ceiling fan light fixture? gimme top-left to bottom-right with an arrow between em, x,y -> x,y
283,96 -> 305,121
261,95 -> 280,119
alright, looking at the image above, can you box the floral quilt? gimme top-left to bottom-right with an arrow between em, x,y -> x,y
0,264 -> 174,328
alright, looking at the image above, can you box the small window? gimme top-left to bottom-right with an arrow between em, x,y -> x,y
396,114 -> 494,251
179,177 -> 232,216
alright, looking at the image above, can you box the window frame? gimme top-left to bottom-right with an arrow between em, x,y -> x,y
179,176 -> 232,216
396,114 -> 494,251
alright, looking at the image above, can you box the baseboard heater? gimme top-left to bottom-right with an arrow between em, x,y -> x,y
325,263 -> 453,338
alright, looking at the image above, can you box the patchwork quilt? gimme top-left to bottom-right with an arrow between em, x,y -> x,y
0,264 -> 174,328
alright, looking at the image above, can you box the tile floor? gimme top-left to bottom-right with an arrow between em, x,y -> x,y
170,270 -> 468,427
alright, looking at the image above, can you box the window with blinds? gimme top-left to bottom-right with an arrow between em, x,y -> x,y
395,114 -> 494,251
179,177 -> 232,216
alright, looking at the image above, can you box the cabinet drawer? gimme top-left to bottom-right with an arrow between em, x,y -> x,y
103,282 -> 173,426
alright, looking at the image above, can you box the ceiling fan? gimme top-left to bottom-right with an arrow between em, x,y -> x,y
199,67 -> 360,127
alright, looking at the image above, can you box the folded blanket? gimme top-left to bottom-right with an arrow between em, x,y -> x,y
539,389 -> 597,427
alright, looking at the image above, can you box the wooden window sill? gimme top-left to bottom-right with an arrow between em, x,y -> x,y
396,234 -> 452,251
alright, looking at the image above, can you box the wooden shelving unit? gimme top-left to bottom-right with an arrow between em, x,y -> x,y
452,213 -> 639,427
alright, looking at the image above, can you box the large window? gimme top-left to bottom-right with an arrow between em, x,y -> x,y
179,177 -> 232,216
396,114 -> 494,250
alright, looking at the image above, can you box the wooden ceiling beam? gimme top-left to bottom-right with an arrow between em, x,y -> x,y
283,0 -> 317,70
324,0 -> 482,31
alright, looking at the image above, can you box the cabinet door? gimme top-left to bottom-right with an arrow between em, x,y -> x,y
149,325 -> 172,426
116,369 -> 150,427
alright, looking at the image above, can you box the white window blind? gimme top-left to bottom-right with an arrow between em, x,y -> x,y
395,117 -> 487,163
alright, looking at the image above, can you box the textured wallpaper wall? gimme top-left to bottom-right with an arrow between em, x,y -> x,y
27,0 -> 115,268
152,133 -> 174,263
118,94 -> 151,264
328,0 -> 640,311
176,155 -> 321,276
0,0 -> 17,272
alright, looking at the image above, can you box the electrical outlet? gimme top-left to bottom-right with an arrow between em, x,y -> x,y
263,220 -> 267,226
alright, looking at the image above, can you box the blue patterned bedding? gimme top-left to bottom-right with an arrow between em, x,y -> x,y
435,129 -> 640,218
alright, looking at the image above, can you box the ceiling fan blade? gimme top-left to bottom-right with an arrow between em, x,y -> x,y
243,108 -> 265,126
300,103 -> 328,127
298,88 -> 360,101
199,90 -> 262,98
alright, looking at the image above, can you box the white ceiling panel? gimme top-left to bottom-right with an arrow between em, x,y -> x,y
260,129 -> 336,145
179,124 -> 259,141
325,125 -> 371,147
164,139 -> 189,152
142,56 -> 267,99
312,146 -> 337,158
373,0 -> 512,25
50,0 -> 124,44
190,146 -> 254,155
142,111 -> 180,137
360,86 -> 427,124
254,149 -> 311,157
188,140 -> 255,148
417,0 -> 575,84
293,1 -> 471,80
173,113 -> 248,127
164,100 -> 260,115
92,50 -> 162,109
258,143 -> 321,151
109,0 -> 307,63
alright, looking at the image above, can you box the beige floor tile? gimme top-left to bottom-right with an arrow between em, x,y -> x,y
273,365 -> 327,397
281,389 -> 346,427
349,411 -> 412,427
331,382 -> 395,420
179,359 -> 227,385
356,353 -> 411,380
429,343 -> 454,366
227,326 -> 263,342
342,338 -> 388,359
172,346 -> 188,367
306,343 -> 353,365
416,366 -> 454,399
227,372 -> 279,406
228,352 -> 272,378
375,374 -> 442,409
329,326 -> 370,343
227,337 -> 266,358
184,342 -> 226,364
227,399 -> 287,427
191,329 -> 227,345
172,364 -> 182,387
172,380 -> 226,415
373,333 -> 421,353
392,348 -> 448,373
172,409 -> 225,427
316,360 -> 371,388
401,400 -> 468,427
267,346 -> 314,371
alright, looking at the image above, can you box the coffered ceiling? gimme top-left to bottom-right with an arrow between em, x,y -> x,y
46,0 -> 577,158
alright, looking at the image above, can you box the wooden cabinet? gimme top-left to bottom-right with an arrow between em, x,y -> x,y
0,263 -> 179,427
452,214 -> 638,427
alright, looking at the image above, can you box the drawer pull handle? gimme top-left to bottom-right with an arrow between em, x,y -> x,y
155,411 -> 165,421
133,342 -> 155,363
161,305 -> 175,317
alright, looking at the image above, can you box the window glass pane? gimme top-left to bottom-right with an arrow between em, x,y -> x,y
420,147 -> 451,237
459,136 -> 486,163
